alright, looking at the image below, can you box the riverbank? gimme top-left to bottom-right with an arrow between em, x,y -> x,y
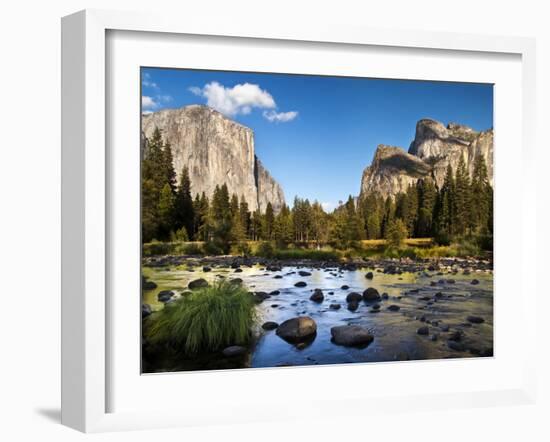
142,256 -> 493,372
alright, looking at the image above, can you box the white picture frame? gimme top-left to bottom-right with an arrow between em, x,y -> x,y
61,9 -> 537,433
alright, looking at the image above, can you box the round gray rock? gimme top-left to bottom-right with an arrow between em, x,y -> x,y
276,316 -> 317,343
331,325 -> 374,347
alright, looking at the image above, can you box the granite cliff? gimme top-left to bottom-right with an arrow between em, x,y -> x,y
360,119 -> 493,199
141,105 -> 285,213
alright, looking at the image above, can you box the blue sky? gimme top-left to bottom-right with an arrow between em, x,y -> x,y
141,67 -> 493,211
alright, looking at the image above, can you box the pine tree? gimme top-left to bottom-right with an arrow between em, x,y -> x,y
161,141 -> 176,192
381,197 -> 395,238
251,210 -> 263,241
416,178 -> 436,237
273,204 -> 293,247
197,192 -> 210,242
310,201 -> 329,246
470,155 -> 491,233
264,202 -> 275,239
453,156 -> 471,235
239,196 -> 251,239
174,166 -> 194,240
437,164 -> 455,236
210,184 -> 232,252
157,183 -> 175,240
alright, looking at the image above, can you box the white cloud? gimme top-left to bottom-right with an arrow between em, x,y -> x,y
141,94 -> 172,112
321,202 -> 337,212
141,110 -> 153,115
189,86 -> 202,96
142,96 -> 157,109
142,73 -> 158,89
263,110 -> 299,123
189,82 -> 276,116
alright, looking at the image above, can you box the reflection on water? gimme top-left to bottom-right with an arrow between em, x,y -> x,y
142,264 -> 493,370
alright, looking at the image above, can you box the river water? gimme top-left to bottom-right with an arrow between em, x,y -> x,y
142,263 -> 493,371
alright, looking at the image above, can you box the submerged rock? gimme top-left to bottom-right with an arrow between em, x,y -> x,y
329,303 -> 341,310
157,290 -> 174,303
331,325 -> 374,347
417,326 -> 429,335
276,316 -> 317,343
298,270 -> 312,277
294,281 -> 307,287
310,289 -> 324,303
188,278 -> 208,290
346,292 -> 363,303
467,315 -> 485,324
447,341 -> 466,352
387,305 -> 400,311
142,303 -> 152,318
222,346 -> 247,357
363,287 -> 381,302
262,321 -> 279,331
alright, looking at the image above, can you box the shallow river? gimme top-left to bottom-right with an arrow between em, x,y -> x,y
142,263 -> 493,371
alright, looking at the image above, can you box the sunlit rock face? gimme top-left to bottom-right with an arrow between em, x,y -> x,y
142,105 -> 285,212
360,119 -> 493,199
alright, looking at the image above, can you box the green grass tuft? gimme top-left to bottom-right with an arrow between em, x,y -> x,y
145,281 -> 257,354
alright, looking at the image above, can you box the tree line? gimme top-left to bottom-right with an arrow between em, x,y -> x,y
142,128 -> 493,250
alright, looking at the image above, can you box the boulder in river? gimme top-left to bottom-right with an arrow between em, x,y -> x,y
276,316 -> 317,343
298,270 -> 312,277
331,325 -> 374,347
341,285 -> 349,290
142,279 -> 157,290
294,281 -> 307,287
363,287 -> 381,302
222,346 -> 247,357
387,305 -> 400,311
329,303 -> 341,310
202,266 -> 212,272
347,301 -> 359,312
471,279 -> 480,285
254,291 -> 271,303
467,315 -> 485,324
447,340 -> 466,352
142,303 -> 152,318
417,326 -> 430,335
365,272 -> 374,279
188,278 -> 209,290
346,292 -> 363,303
310,289 -> 324,303
157,290 -> 174,303
262,321 -> 279,331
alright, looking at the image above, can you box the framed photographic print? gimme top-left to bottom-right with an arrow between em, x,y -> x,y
61,9 -> 538,432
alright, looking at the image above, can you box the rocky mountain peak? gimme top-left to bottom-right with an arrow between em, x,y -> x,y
361,118 -> 493,200
141,105 -> 285,213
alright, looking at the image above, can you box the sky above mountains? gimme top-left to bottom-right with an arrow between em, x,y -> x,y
141,67 -> 493,211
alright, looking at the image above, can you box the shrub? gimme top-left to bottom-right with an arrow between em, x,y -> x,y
142,240 -> 175,256
180,242 -> 203,256
385,219 -> 408,247
170,227 -> 189,242
145,281 -> 256,354
272,248 -> 341,261
255,241 -> 276,258
203,241 -> 224,256
434,230 -> 452,246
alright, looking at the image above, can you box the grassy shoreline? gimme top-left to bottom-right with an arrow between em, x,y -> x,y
143,237 -> 491,261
